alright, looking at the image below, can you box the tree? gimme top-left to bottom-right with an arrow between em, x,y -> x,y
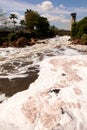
25,9 -> 50,37
20,19 -> 25,28
25,9 -> 40,31
71,17 -> 87,38
10,13 -> 17,28
36,16 -> 50,36
71,22 -> 79,37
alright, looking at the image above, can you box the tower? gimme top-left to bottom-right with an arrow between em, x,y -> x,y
71,13 -> 77,29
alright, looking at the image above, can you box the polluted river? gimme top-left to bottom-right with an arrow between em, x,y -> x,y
0,36 -> 87,130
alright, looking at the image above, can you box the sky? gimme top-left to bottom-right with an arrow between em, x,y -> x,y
0,0 -> 87,30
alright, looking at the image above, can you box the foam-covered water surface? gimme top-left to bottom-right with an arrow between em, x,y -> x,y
0,36 -> 87,130
0,36 -> 87,100
0,55 -> 87,130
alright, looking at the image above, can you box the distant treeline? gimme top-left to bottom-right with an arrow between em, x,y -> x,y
55,29 -> 70,36
0,29 -> 70,41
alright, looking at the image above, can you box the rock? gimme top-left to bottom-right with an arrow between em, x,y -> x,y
2,42 -> 9,47
0,55 -> 87,130
72,39 -> 81,44
30,38 -> 36,45
14,37 -> 28,47
72,38 -> 87,45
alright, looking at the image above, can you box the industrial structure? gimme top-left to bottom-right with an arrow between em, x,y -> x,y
71,13 -> 77,29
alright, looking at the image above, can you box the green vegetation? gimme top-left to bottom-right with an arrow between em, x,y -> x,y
71,17 -> 87,39
0,9 -> 70,47
7,32 -> 17,42
81,33 -> 87,44
20,20 -> 25,28
10,14 -> 17,28
25,9 -> 40,31
25,9 -> 50,37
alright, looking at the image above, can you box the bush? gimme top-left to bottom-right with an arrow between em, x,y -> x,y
7,32 -> 17,42
81,34 -> 87,44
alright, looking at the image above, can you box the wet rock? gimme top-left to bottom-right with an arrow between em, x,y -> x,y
72,39 -> 81,44
29,38 -> 36,45
71,38 -> 87,45
2,42 -> 9,47
14,37 -> 28,47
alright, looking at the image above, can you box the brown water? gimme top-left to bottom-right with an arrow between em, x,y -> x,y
0,66 -> 39,97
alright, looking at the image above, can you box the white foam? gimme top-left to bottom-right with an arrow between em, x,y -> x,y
0,35 -> 85,80
0,36 -> 87,129
0,93 -> 8,102
0,55 -> 87,129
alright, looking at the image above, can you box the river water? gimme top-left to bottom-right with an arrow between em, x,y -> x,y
0,36 -> 87,102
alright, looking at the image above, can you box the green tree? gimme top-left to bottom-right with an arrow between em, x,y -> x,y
71,22 -> 78,38
36,16 -> 50,36
10,13 -> 17,28
25,9 -> 40,31
71,17 -> 87,38
20,19 -> 25,28
25,9 -> 50,37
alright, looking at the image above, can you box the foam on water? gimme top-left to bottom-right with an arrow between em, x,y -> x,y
0,55 -> 87,130
0,36 -> 87,129
0,35 -> 86,100
0,93 -> 8,102
0,36 -> 71,79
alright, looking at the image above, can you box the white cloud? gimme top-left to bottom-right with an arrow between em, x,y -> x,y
37,1 -> 53,11
68,6 -> 87,15
42,14 -> 70,23
74,7 -> 87,13
59,4 -> 65,9
51,7 -> 70,15
0,0 -> 36,11
37,1 -> 70,15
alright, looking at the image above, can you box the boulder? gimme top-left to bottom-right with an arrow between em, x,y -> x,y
14,37 -> 28,47
72,39 -> 81,44
72,38 -> 87,45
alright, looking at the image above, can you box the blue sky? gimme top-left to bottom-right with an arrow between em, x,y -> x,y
0,0 -> 87,30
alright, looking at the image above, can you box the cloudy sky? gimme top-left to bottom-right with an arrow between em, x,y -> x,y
0,0 -> 87,30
